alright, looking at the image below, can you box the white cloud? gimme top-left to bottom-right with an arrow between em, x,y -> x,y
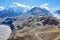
0,25 -> 11,40
52,13 -> 60,19
13,2 -> 30,8
0,6 -> 5,11
49,8 -> 57,13
40,3 -> 49,10
10,2 -> 30,9
40,3 -> 57,12
27,5 -> 35,10
10,2 -> 30,12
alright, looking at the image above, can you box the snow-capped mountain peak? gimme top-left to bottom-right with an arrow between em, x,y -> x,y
0,2 -> 31,18
0,6 -> 5,11
10,2 -> 30,13
27,7 -> 52,18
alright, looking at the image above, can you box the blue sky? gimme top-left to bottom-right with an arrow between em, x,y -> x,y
0,0 -> 60,10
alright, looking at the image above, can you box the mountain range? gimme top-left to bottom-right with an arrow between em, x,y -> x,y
0,2 -> 60,19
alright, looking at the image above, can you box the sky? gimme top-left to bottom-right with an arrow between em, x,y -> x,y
0,0 -> 60,10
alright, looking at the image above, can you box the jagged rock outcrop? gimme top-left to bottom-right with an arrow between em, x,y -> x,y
41,16 -> 59,25
12,16 -> 59,30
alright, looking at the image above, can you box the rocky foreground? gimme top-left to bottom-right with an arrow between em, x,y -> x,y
7,16 -> 60,40
8,25 -> 60,40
